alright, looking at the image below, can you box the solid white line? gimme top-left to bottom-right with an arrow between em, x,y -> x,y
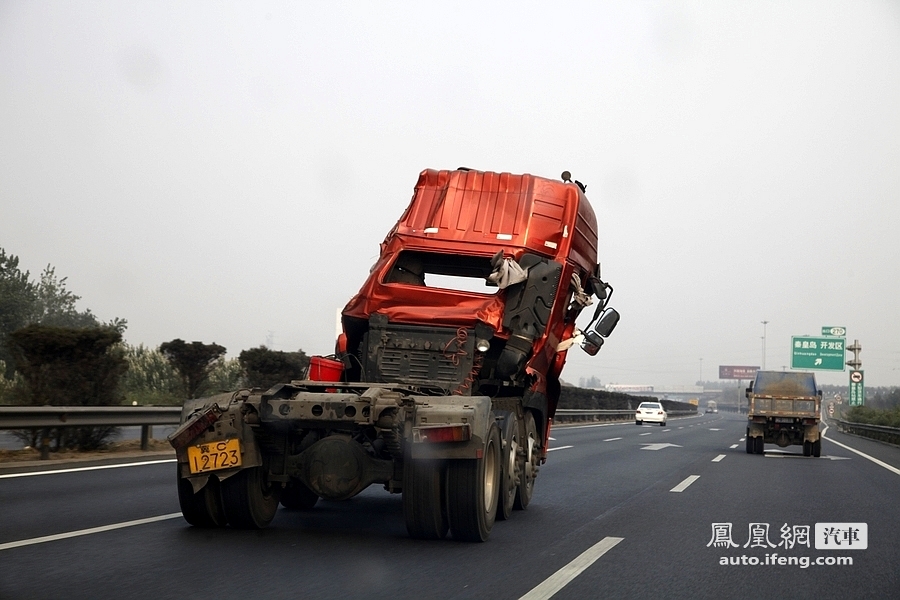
603,437 -> 622,442
712,454 -> 726,462
519,536 -> 624,600
547,445 -> 573,452
0,513 -> 182,551
0,458 -> 177,479
822,425 -> 900,477
729,444 -> 739,449
670,475 -> 700,492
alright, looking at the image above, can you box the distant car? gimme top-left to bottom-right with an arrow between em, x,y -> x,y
635,402 -> 667,426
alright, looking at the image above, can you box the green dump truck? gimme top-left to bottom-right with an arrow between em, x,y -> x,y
745,371 -> 822,457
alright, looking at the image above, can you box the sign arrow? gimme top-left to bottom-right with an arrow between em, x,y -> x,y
641,443 -> 682,451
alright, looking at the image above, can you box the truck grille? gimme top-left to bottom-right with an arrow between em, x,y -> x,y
364,319 -> 475,387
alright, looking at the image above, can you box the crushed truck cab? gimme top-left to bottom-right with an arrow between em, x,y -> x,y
745,371 -> 823,457
170,168 -> 620,541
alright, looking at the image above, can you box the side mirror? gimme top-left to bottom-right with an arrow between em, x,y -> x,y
591,308 -> 620,338
581,331 -> 604,355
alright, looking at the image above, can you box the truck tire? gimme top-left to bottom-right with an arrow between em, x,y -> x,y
514,411 -> 540,510
280,479 -> 319,510
447,422 -> 501,542
403,458 -> 448,540
746,436 -> 753,454
812,439 -> 821,458
754,437 -> 764,455
221,467 -> 281,529
803,441 -> 811,457
177,471 -> 227,528
497,412 -> 519,521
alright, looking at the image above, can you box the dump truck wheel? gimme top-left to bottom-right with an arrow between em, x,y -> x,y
447,423 -> 501,542
803,441 -> 811,457
812,439 -> 821,458
177,471 -> 227,528
221,467 -> 281,529
745,435 -> 753,454
403,458 -> 448,540
754,437 -> 765,455
496,411 -> 519,521
280,480 -> 319,510
514,411 -> 540,511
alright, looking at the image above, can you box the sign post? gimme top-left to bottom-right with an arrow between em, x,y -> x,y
791,336 -> 846,371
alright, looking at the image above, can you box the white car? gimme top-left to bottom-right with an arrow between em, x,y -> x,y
635,402 -> 667,426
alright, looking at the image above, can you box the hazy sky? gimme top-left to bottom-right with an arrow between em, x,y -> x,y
2,1 -> 899,389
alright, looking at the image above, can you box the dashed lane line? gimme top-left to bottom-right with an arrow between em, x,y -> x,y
639,432 -> 652,436
0,458 -> 177,479
729,444 -> 739,449
670,475 -> 700,492
712,454 -> 726,462
0,513 -> 182,551
519,536 -> 624,600
603,437 -> 622,442
547,445 -> 573,452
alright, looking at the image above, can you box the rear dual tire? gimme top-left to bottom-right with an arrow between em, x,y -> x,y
221,467 -> 281,529
177,471 -> 227,528
447,422 -> 501,542
403,458 -> 448,540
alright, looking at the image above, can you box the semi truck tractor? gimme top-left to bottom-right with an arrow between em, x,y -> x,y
169,168 -> 620,541
745,370 -> 822,457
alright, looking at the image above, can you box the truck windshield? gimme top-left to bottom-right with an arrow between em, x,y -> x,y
383,250 -> 498,295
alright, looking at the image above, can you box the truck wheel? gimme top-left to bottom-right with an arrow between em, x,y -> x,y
803,441 -> 811,457
221,467 -> 281,529
812,439 -> 821,458
497,412 -> 519,521
514,411 -> 540,510
177,471 -> 227,528
745,436 -> 753,454
280,480 -> 319,510
403,458 -> 448,540
755,437 -> 764,455
447,422 -> 501,542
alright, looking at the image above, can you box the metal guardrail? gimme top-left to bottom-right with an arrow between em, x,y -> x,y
833,418 -> 900,447
0,406 -> 182,458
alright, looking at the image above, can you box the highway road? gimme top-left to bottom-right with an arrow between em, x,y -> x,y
2,412 -> 898,599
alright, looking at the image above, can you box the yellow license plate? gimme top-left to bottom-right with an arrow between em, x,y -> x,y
187,438 -> 242,474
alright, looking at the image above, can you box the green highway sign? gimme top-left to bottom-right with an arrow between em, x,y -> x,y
849,370 -> 864,406
822,326 -> 846,336
791,336 -> 846,371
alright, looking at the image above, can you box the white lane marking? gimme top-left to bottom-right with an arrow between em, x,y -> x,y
547,445 -> 573,452
0,513 -> 182,551
822,425 -> 900,476
729,444 -> 739,449
709,428 -> 721,431
670,475 -> 700,492
0,458 -> 176,479
549,437 -> 556,441
603,437 -> 622,442
678,427 -> 684,430
662,429 -> 670,432
712,455 -> 726,462
739,438 -> 746,442
641,443 -> 681,451
519,536 -> 624,600
639,432 -> 652,436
